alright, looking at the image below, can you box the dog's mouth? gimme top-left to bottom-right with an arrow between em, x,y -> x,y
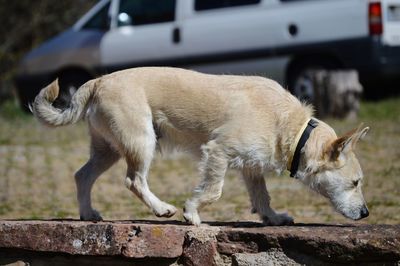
340,211 -> 359,221
338,206 -> 369,221
328,193 -> 369,221
342,212 -> 362,221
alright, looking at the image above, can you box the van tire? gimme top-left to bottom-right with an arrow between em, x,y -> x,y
287,60 -> 339,104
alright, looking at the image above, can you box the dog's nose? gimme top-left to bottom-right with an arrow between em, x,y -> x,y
360,206 -> 369,219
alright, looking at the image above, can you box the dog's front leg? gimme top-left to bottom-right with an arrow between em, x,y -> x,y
243,171 -> 294,226
183,141 -> 228,226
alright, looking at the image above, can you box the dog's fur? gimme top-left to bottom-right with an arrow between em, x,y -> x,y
32,67 -> 369,225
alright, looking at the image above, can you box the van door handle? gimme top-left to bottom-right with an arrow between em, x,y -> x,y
288,24 -> 298,37
172,27 -> 180,44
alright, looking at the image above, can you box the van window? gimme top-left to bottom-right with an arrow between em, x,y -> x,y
82,2 -> 111,30
118,0 -> 176,27
195,0 -> 261,11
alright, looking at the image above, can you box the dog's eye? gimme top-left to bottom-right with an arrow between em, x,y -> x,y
353,180 -> 359,187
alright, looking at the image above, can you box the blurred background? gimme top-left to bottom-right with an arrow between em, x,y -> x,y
0,0 -> 399,224
0,0 -> 96,105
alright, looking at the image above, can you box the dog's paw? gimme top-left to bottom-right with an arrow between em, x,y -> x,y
183,209 -> 201,226
153,202 -> 177,218
80,209 -> 103,221
263,212 -> 294,226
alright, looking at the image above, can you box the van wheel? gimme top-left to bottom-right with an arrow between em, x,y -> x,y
290,69 -> 316,103
53,71 -> 91,109
288,61 -> 338,104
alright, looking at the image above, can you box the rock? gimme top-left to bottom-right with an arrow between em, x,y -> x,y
0,220 -> 399,265
216,224 -> 400,264
118,224 -> 186,258
3,261 -> 28,266
0,220 -> 186,258
232,249 -> 300,266
181,227 -> 220,266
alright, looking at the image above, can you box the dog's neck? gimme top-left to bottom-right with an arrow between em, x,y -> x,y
286,119 -> 310,170
278,106 -> 314,176
287,119 -> 319,177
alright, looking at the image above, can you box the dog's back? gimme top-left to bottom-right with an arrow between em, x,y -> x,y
95,67 -> 309,134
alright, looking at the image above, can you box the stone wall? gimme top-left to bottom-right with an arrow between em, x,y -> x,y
0,220 -> 399,265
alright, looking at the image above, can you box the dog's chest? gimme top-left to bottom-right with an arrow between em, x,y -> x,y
227,145 -> 281,173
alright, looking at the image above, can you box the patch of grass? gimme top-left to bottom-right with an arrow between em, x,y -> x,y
0,138 -> 11,145
0,99 -> 30,121
359,97 -> 400,121
0,204 -> 13,215
52,209 -> 74,219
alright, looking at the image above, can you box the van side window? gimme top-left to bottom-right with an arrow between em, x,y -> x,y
118,0 -> 176,27
82,2 -> 111,30
195,0 -> 261,11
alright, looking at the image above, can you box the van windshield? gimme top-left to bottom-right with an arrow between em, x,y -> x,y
82,2 -> 111,30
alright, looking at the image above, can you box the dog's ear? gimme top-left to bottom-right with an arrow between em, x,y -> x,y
327,133 -> 354,161
326,125 -> 369,161
349,124 -> 370,149
353,126 -> 369,143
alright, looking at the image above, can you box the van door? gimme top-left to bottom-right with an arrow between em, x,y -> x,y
100,0 -> 181,69
181,0 -> 270,60
177,0 -> 290,83
383,0 -> 400,46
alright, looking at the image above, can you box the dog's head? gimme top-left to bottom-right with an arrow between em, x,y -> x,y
299,123 -> 370,220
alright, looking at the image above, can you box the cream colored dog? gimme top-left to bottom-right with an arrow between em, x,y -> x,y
32,67 -> 370,225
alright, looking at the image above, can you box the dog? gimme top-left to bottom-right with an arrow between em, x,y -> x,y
31,67 -> 370,225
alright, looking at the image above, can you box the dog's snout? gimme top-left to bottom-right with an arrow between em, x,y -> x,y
360,206 -> 369,219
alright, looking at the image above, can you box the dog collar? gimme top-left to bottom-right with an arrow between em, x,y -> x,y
289,118 -> 319,177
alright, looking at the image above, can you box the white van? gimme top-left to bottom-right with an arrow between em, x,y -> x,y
15,0 -> 400,108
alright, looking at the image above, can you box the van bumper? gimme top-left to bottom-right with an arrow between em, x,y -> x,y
343,38 -> 400,85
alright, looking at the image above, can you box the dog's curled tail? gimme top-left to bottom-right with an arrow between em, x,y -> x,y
30,78 -> 97,127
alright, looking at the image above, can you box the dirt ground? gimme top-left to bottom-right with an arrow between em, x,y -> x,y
0,98 -> 399,224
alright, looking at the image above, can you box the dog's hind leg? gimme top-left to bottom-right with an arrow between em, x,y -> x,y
183,140 -> 228,225
242,170 -> 294,226
123,119 -> 177,218
75,131 -> 120,221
